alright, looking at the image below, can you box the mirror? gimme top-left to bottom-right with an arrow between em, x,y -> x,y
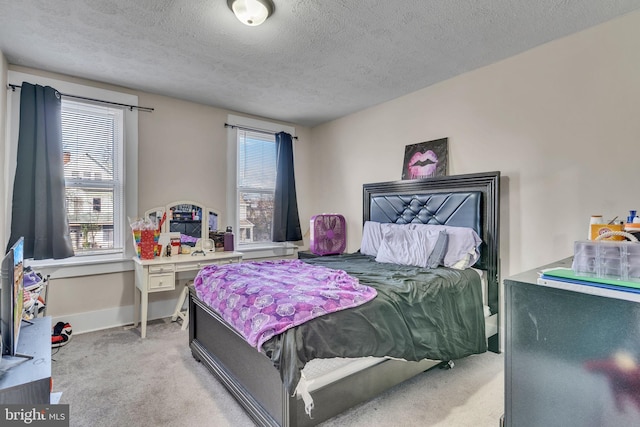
207,209 -> 219,235
142,202 -> 223,251
207,208 -> 223,251
167,201 -> 204,240
144,206 -> 165,228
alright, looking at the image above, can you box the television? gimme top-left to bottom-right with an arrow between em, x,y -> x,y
0,237 -> 25,358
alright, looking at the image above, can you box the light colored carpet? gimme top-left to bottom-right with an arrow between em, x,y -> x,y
52,319 -> 504,427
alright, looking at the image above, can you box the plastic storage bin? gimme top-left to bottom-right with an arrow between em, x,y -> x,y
572,240 -> 640,282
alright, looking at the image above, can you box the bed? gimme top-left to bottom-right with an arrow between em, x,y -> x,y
188,171 -> 500,426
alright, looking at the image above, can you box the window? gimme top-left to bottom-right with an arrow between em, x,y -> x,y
227,115 -> 294,252
236,130 -> 276,244
6,69 -> 139,274
61,100 -> 123,255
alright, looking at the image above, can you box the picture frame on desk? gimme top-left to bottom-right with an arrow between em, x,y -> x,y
157,232 -> 180,257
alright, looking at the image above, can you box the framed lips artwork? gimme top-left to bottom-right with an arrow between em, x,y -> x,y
401,138 -> 448,180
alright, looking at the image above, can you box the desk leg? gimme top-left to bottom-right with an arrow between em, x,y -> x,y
133,284 -> 140,328
140,289 -> 148,339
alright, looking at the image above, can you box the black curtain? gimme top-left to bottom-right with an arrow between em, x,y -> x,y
6,82 -> 74,259
272,132 -> 302,242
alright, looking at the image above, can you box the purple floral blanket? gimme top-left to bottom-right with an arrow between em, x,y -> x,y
193,259 -> 377,349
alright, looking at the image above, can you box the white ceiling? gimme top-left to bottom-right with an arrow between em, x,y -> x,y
1,0 -> 640,127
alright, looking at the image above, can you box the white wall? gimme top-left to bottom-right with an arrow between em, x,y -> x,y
308,10 -> 640,281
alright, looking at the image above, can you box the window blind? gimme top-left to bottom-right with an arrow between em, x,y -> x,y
238,130 -> 276,190
61,100 -> 123,254
237,130 -> 276,244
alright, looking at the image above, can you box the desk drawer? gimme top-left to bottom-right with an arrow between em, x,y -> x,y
149,264 -> 175,274
175,258 -> 238,272
148,272 -> 175,291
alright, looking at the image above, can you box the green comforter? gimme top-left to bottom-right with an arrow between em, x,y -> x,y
261,253 -> 487,393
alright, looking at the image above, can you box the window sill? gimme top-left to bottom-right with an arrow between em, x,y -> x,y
26,243 -> 300,278
237,243 -> 299,260
26,253 -> 134,279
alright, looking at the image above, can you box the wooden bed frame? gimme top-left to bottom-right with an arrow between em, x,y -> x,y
188,171 -> 500,426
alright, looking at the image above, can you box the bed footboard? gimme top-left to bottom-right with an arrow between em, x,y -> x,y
190,287 -> 287,426
189,287 -> 443,427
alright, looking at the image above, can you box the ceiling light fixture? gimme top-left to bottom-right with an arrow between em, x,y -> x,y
227,0 -> 274,26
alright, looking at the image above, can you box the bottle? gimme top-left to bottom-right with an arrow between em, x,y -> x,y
589,215 -> 603,240
224,226 -> 234,251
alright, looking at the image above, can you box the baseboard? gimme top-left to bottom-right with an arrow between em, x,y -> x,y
51,297 -> 181,335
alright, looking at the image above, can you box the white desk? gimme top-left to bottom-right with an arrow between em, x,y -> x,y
132,251 -> 242,338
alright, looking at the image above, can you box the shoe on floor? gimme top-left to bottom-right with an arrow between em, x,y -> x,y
52,322 -> 72,348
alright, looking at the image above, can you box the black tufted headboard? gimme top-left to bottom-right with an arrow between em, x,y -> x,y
363,171 -> 500,332
367,191 -> 482,239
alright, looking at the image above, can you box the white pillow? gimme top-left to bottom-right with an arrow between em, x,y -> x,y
375,227 -> 443,268
360,221 -> 383,256
363,222 -> 482,269
408,224 -> 482,269
360,222 -> 407,256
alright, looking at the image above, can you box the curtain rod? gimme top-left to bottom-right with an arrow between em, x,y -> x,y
7,83 -> 154,113
224,123 -> 298,140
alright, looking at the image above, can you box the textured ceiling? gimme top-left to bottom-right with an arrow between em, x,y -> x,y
1,1 -> 640,127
